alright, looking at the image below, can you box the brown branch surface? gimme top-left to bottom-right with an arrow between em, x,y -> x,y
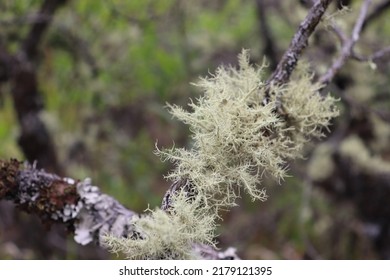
0,159 -> 238,260
267,0 -> 333,86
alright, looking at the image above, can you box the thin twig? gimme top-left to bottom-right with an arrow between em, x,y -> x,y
21,0 -> 68,60
267,0 -> 333,86
362,0 -> 390,31
322,0 -> 390,65
319,0 -> 371,86
352,45 -> 390,63
329,23 -> 348,44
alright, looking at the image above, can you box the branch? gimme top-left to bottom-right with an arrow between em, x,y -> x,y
362,0 -> 390,31
0,159 -> 239,260
0,14 -> 51,27
21,0 -> 68,60
266,0 -> 333,86
319,0 -> 371,86
3,0 -> 69,174
352,45 -> 390,63
255,0 -> 279,71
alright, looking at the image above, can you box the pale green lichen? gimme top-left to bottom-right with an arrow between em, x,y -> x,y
103,191 -> 215,260
104,50 -> 339,259
157,50 -> 338,210
277,63 -> 339,140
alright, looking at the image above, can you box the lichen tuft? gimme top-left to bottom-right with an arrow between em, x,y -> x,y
104,50 -> 339,259
156,50 -> 338,210
103,191 -> 215,259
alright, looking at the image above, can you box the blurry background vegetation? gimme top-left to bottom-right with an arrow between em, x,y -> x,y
0,0 -> 390,259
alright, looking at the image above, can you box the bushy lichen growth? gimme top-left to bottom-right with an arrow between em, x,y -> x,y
104,50 -> 338,259
276,63 -> 339,140
103,191 -> 215,259
157,50 -> 338,209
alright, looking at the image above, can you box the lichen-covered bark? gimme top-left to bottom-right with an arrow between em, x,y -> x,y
0,159 -> 238,259
0,159 -> 136,245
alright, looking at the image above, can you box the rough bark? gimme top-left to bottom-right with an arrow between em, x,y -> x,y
0,159 -> 238,259
266,0 -> 333,86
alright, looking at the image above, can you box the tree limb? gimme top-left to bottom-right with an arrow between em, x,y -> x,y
21,0 -> 68,60
2,0 -> 69,174
266,0 -> 333,86
352,45 -> 390,63
319,0 -> 371,86
0,159 -> 239,260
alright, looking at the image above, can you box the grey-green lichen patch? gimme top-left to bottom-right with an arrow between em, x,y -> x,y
278,63 -> 339,140
157,50 -> 338,210
104,50 -> 339,259
103,191 -> 215,259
